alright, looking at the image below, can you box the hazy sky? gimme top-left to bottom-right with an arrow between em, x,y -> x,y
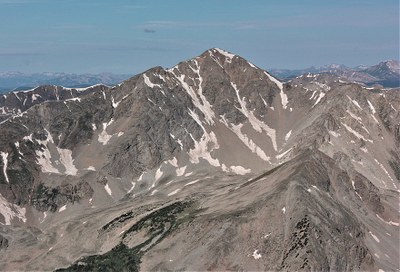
0,0 -> 398,74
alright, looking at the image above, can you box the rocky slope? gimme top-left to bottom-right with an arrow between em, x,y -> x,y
0,48 -> 398,271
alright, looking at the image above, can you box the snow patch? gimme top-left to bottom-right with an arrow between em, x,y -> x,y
65,97 -> 81,102
230,165 -> 251,175
155,168 -> 163,182
138,172 -> 144,182
143,74 -> 161,88
312,92 -> 325,107
342,123 -> 373,143
346,95 -> 362,110
168,157 -> 178,168
167,189 -> 181,196
22,134 -> 33,143
314,82 -> 331,91
351,180 -> 362,199
346,109 -> 363,123
309,90 -> 317,100
39,212 -> 47,223
276,148 -> 292,160
264,71 -> 283,91
64,84 -> 106,92
231,82 -> 277,151
188,110 -> 220,167
221,117 -> 270,162
369,231 -> 380,243
0,152 -> 10,183
98,119 -> 114,145
104,184 -> 112,196
150,189 -> 158,196
86,166 -> 96,171
367,100 -> 376,114
264,72 -> 287,109
172,62 -> 215,125
0,194 -> 26,225
111,96 -> 120,108
15,142 -> 23,157
57,148 -> 77,176
259,94 -> 268,107
58,205 -> 67,212
285,130 -> 292,141
374,158 -> 396,189
376,214 -> 400,227
35,132 -> 60,174
176,166 -> 187,177
184,179 -> 199,187
282,207 -> 286,214
371,114 -> 379,124
328,131 -> 340,138
31,93 -> 41,102
214,48 -> 235,63
252,250 -> 262,260
127,182 -> 136,194
188,131 -> 220,167
247,61 -> 256,68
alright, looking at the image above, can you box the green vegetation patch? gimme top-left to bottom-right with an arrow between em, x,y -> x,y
57,201 -> 194,272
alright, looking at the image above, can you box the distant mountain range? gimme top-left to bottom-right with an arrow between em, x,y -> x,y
0,72 -> 131,94
0,60 -> 398,94
270,60 -> 400,87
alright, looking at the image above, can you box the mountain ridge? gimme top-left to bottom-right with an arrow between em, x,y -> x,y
270,59 -> 400,87
0,48 -> 398,271
0,72 -> 130,94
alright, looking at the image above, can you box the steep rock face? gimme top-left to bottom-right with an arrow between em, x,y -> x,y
0,48 -> 398,271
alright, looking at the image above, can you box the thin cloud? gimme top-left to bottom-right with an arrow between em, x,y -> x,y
144,28 -> 156,34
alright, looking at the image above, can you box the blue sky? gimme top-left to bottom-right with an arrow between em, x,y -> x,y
0,0 -> 398,74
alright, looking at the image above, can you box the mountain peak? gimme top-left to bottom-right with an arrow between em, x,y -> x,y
209,47 -> 236,59
192,47 -> 239,66
383,59 -> 399,71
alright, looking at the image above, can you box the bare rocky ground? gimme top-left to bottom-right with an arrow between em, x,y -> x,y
0,48 -> 398,271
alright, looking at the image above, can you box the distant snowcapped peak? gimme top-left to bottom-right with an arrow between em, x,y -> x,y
385,60 -> 399,71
